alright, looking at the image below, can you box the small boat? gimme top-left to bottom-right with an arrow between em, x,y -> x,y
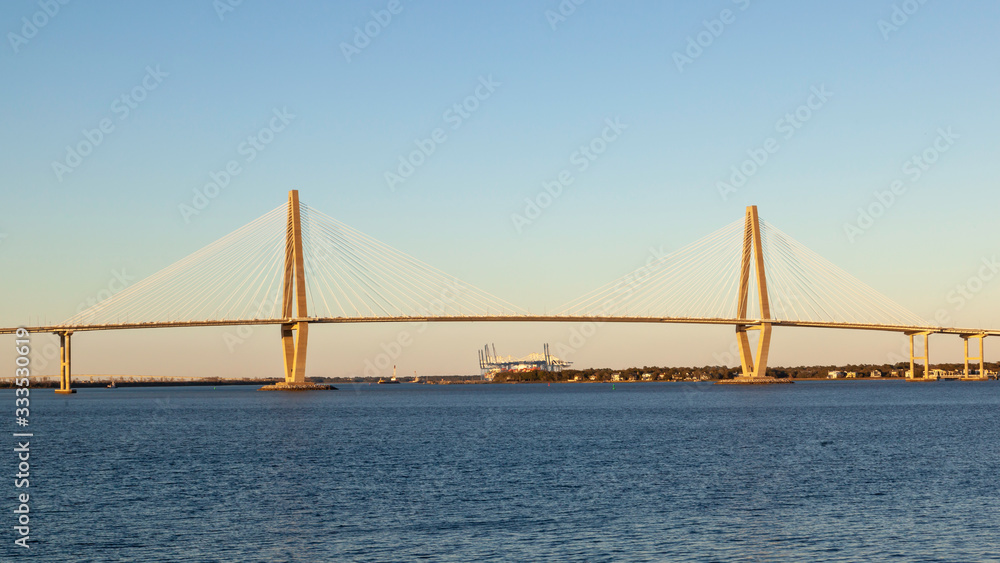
107,377 -> 116,389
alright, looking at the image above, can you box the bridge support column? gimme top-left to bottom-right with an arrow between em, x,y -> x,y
961,333 -> 985,378
718,205 -> 789,384
736,322 -> 772,379
907,331 -> 931,379
280,321 -> 309,384
55,331 -> 77,394
260,190 -> 332,391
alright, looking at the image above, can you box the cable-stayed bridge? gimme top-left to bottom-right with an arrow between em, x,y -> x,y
2,191 -> 995,391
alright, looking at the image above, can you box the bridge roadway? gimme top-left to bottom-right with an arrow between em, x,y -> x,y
1,316 -> 998,337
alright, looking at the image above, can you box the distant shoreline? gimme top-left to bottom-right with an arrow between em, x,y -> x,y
3,363 -> 997,389
0,378 -> 279,389
3,376 -> 996,389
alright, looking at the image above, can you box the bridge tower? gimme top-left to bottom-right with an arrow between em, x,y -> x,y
722,206 -> 789,384
260,190 -> 332,391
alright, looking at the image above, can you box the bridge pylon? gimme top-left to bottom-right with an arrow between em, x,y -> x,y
54,331 -> 76,394
260,190 -> 333,391
906,331 -> 932,379
718,206 -> 790,385
961,333 -> 986,378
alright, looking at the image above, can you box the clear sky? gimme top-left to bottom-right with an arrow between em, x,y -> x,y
1,0 -> 998,378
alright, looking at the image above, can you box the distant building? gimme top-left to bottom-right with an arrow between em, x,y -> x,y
478,343 -> 571,381
870,370 -> 882,378
828,371 -> 846,379
846,372 -> 858,378
641,372 -> 653,381
611,372 -> 622,381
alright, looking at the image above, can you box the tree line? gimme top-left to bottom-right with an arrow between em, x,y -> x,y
490,361 -> 1000,383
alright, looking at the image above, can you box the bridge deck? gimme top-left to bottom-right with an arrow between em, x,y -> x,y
1,316 -> 996,337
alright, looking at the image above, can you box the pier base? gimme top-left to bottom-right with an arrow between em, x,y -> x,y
716,376 -> 793,385
54,389 -> 78,394
259,382 -> 336,391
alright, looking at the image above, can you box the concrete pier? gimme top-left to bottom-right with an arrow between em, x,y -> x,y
716,376 -> 793,385
259,382 -> 336,391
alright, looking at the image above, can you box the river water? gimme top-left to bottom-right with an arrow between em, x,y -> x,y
5,380 -> 999,561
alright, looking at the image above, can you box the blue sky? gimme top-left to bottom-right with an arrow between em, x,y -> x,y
1,0 -> 998,377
